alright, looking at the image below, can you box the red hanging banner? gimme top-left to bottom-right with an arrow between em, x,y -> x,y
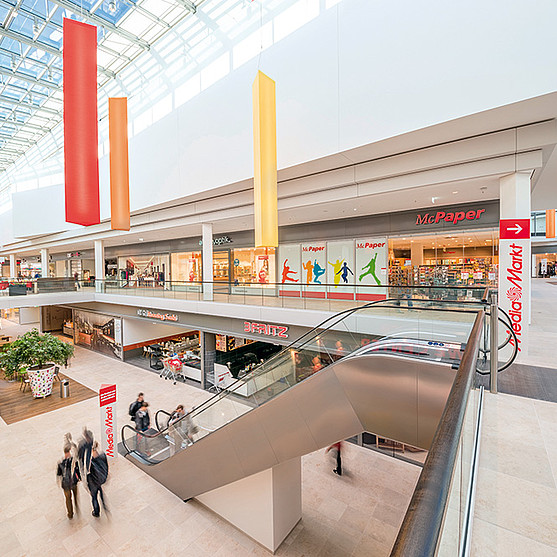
63,19 -> 100,226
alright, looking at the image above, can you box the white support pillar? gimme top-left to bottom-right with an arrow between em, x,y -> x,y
9,254 -> 16,279
499,171 -> 531,361
410,241 -> 424,266
202,223 -> 213,301
94,239 -> 105,292
40,248 -> 49,279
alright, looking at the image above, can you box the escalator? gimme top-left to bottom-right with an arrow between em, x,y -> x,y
121,298 -> 514,501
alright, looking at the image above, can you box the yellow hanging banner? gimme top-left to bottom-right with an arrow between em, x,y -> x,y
109,97 -> 130,231
253,71 -> 278,247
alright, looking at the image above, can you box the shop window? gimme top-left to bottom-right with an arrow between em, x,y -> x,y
118,254 -> 169,287
233,247 -> 276,285
171,252 -> 202,283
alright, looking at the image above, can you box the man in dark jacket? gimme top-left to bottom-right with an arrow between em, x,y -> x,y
128,392 -> 144,422
77,428 -> 94,478
57,445 -> 81,519
88,441 -> 109,517
134,401 -> 150,432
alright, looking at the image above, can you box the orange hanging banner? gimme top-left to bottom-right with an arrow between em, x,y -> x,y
546,209 -> 556,239
109,97 -> 130,231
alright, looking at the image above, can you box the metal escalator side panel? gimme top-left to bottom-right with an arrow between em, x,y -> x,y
126,354 -> 455,501
335,355 -> 456,450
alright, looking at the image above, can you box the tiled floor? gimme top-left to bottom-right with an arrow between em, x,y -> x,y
0,318 -> 420,557
470,279 -> 557,556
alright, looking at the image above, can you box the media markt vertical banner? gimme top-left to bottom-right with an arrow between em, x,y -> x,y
99,384 -> 117,460
355,238 -> 388,301
499,219 -> 531,359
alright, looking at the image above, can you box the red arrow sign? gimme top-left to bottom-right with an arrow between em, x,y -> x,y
500,218 -> 530,240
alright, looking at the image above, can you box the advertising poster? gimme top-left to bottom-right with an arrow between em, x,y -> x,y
301,242 -> 327,298
278,244 -> 301,296
355,237 -> 388,300
326,241 -> 355,299
74,310 -> 123,359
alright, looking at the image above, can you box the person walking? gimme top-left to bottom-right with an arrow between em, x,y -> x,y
326,441 -> 343,476
77,428 -> 94,479
128,392 -> 144,422
88,441 -> 109,518
168,404 -> 185,455
56,445 -> 81,519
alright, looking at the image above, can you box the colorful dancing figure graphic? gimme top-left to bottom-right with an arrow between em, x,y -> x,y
313,261 -> 326,284
281,259 -> 298,283
359,253 -> 381,285
302,260 -> 314,284
337,261 -> 353,283
328,259 -> 344,286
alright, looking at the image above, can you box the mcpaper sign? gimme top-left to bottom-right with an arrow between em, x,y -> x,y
416,208 -> 486,226
99,384 -> 117,460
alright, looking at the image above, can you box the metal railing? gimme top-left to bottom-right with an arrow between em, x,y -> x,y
390,310 -> 485,557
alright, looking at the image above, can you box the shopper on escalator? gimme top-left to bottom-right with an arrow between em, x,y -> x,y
168,404 -> 185,455
134,401 -> 151,432
128,392 -> 144,422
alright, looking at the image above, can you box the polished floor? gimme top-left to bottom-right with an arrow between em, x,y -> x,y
0,318 -> 420,557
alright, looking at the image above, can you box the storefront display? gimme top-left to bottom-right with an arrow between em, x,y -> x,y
74,310 -> 123,359
118,254 -> 169,287
213,250 -> 230,282
233,247 -> 275,285
171,251 -> 202,283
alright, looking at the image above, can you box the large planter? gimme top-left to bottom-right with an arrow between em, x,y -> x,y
28,364 -> 56,398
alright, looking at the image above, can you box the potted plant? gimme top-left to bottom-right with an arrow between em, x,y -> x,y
0,329 -> 74,396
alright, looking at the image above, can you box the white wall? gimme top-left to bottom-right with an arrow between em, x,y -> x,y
122,317 -> 191,347
19,307 -> 40,325
4,0 -> 557,239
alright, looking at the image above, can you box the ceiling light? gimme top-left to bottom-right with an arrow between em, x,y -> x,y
452,191 -> 458,194
108,0 -> 118,14
139,238 -> 144,242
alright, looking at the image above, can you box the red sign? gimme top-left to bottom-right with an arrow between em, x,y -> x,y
416,208 -> 486,226
99,384 -> 117,407
500,219 -> 530,240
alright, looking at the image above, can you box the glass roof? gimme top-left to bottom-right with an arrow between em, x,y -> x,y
0,0 -> 198,171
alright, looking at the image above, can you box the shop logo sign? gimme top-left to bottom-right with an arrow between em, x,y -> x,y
302,246 -> 325,252
416,209 -> 486,226
199,236 -> 232,247
244,321 -> 289,338
136,309 -> 179,322
506,243 -> 523,352
99,384 -> 117,460
356,242 -> 385,249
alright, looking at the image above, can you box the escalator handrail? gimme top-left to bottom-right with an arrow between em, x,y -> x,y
185,298 -> 485,421
390,310 -> 485,557
121,334 -> 473,461
155,409 -> 172,431
121,299 -> 486,456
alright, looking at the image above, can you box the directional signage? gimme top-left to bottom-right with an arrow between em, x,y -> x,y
500,218 -> 530,240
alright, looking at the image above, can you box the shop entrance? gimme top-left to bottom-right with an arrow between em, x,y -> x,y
213,250 -> 230,290
389,229 -> 499,287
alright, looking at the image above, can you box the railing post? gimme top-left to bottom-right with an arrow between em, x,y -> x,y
490,292 -> 498,394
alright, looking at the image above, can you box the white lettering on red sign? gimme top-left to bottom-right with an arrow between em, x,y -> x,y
243,321 -> 289,338
506,242 -> 523,352
99,383 -> 117,460
416,209 -> 486,226
104,406 -> 114,458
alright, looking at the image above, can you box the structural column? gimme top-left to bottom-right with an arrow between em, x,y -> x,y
410,241 -> 424,267
202,223 -> 213,301
9,254 -> 16,279
40,248 -> 49,279
200,331 -> 216,391
94,239 -> 105,292
499,172 -> 531,361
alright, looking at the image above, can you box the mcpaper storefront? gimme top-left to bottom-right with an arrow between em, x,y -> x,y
276,200 -> 500,296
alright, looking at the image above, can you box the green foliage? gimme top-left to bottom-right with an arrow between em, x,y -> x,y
0,329 -> 74,378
